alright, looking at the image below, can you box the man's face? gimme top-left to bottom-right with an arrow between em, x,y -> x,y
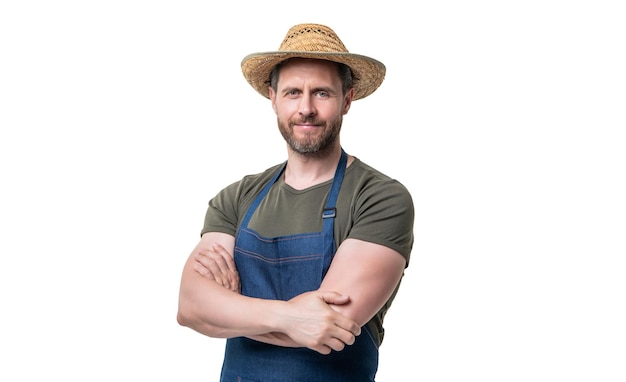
269,59 -> 353,156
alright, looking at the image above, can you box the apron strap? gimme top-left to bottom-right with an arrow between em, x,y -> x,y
240,161 -> 287,228
321,149 -> 348,274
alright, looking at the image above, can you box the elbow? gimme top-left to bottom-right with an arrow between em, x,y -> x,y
176,293 -> 203,330
177,307 -> 190,328
176,299 -> 195,328
176,298 -> 225,338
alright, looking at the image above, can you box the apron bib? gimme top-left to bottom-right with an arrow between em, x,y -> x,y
220,150 -> 378,382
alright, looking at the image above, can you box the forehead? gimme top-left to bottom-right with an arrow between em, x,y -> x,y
277,58 -> 341,80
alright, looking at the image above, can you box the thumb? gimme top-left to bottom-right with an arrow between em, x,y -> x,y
318,291 -> 350,305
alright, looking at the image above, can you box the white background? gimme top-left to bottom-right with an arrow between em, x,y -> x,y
1,1 -> 624,381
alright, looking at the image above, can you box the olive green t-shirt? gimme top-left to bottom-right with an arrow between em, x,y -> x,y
202,157 -> 414,346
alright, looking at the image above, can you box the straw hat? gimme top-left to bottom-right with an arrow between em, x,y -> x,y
241,23 -> 386,100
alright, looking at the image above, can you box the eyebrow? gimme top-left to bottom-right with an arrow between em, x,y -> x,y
281,86 -> 336,95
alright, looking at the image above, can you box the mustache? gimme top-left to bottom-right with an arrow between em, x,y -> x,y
290,117 -> 324,126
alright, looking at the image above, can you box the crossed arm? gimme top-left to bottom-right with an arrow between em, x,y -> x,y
177,231 -> 406,354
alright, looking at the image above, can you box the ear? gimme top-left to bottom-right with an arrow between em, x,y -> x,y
343,88 -> 354,115
269,87 -> 278,113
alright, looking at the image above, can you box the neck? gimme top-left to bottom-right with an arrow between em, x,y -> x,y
283,146 -> 346,190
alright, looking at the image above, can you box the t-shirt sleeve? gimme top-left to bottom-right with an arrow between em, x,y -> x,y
200,164 -> 284,238
347,179 -> 414,266
201,181 -> 241,237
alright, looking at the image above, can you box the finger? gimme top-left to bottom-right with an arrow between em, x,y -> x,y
319,291 -> 350,306
212,243 -> 238,273
192,261 -> 214,279
210,255 -> 238,291
335,316 -> 361,337
332,326 -> 357,346
313,344 -> 332,355
228,272 -> 241,293
198,245 -> 231,281
326,337 -> 347,352
195,253 -> 227,286
208,249 -> 233,280
210,244 -> 239,291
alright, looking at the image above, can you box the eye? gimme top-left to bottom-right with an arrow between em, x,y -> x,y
316,91 -> 330,98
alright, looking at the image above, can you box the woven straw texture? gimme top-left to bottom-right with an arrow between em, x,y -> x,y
241,24 -> 386,100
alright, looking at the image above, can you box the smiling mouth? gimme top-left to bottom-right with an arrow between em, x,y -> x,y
293,119 -> 322,127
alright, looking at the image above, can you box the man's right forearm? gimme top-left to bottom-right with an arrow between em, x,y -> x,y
177,263 -> 284,338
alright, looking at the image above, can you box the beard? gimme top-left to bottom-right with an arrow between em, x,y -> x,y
277,115 -> 342,157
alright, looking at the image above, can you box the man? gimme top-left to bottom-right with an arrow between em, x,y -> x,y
177,23 -> 414,381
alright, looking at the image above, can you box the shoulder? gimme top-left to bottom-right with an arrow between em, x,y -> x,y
345,158 -> 413,203
203,162 -> 286,236
223,162 -> 285,197
209,162 -> 285,213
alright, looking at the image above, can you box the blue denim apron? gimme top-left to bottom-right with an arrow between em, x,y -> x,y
219,150 -> 379,382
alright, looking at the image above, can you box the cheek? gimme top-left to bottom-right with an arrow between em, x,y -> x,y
320,104 -> 345,120
274,101 -> 299,118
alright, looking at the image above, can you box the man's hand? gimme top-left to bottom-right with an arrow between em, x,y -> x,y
192,242 -> 240,293
280,291 -> 361,355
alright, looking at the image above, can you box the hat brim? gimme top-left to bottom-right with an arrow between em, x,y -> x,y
241,51 -> 386,100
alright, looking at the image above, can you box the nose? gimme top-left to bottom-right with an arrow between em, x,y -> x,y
298,93 -> 316,118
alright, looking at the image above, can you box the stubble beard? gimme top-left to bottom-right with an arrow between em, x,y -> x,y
278,115 -> 342,157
